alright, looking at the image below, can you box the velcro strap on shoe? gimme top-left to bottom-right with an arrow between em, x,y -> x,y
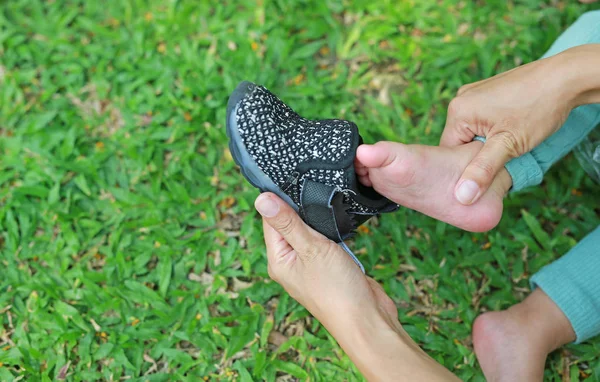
300,179 -> 356,242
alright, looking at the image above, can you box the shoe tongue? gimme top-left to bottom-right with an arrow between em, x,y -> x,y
296,119 -> 359,173
296,123 -> 397,213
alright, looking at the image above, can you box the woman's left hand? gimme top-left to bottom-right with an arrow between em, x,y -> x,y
254,193 -> 398,330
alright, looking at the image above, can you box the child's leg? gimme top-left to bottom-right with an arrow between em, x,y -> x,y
473,225 -> 600,382
472,15 -> 600,380
530,225 -> 600,343
506,10 -> 600,191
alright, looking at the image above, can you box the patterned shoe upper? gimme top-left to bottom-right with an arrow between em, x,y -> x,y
229,81 -> 398,242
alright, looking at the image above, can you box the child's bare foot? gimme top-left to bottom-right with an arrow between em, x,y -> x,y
355,141 -> 511,232
472,289 -> 576,381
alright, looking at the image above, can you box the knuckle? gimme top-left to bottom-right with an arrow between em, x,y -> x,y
457,84 -> 471,96
301,244 -> 319,264
472,158 -> 497,181
447,97 -> 463,116
276,215 -> 296,236
317,241 -> 339,262
321,241 -> 339,259
498,116 -> 517,131
302,239 -> 334,264
494,130 -> 523,157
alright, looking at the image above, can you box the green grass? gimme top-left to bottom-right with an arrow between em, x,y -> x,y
1,0 -> 599,380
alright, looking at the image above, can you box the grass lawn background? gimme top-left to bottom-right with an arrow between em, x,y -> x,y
1,0 -> 599,380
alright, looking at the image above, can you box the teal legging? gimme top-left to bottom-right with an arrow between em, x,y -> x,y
530,227 -> 600,343
506,11 -> 600,343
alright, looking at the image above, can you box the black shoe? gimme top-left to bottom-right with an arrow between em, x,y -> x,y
226,81 -> 398,271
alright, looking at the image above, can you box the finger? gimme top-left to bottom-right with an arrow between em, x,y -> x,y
454,134 -> 515,205
358,174 -> 373,187
440,117 -> 478,146
355,166 -> 368,176
262,218 -> 296,281
356,142 -> 400,169
354,157 -> 368,176
262,218 -> 289,262
255,193 -> 321,254
440,99 -> 475,147
439,121 -> 473,147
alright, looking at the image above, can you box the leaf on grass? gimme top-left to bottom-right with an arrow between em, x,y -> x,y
253,351 -> 267,378
460,252 -> 494,267
158,257 -> 172,297
74,174 -> 92,196
14,185 -> 49,198
48,182 -> 60,204
340,24 -> 362,58
30,111 -> 57,131
94,343 -> 114,360
521,209 -> 551,251
260,316 -> 274,348
224,326 -> 256,359
233,361 -> 253,382
290,40 -> 324,60
272,360 -> 309,379
123,280 -> 169,311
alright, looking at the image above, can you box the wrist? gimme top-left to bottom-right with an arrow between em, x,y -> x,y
325,306 -> 458,381
552,44 -> 600,108
335,309 -> 413,378
316,300 -> 401,345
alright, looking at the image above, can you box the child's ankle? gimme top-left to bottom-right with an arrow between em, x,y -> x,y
514,289 -> 576,353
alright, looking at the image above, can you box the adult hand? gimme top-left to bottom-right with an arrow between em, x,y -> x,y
254,193 -> 398,332
255,193 -> 459,381
441,45 -> 600,205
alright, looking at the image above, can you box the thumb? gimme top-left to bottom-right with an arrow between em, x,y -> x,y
255,193 -> 323,255
454,135 -> 514,205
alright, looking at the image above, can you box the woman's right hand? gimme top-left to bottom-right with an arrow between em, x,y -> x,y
441,44 -> 600,205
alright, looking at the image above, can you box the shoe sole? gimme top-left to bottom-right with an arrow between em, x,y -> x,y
226,81 -> 299,212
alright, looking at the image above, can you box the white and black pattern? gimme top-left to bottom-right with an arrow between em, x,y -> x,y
236,85 -> 357,206
230,82 -> 398,244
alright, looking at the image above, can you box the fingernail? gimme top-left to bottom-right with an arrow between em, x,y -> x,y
455,180 -> 480,205
255,194 -> 280,217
